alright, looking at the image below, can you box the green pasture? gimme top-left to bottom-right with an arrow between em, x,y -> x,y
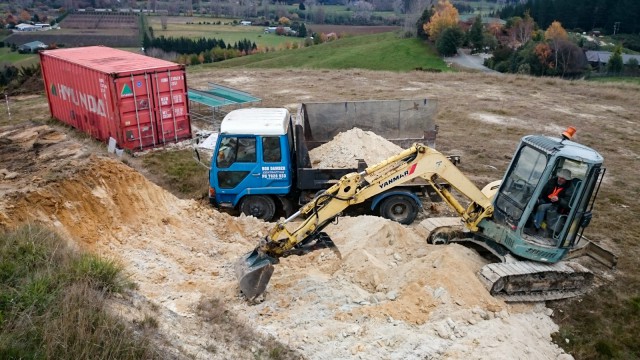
194,32 -> 450,72
0,47 -> 39,67
146,19 -> 301,49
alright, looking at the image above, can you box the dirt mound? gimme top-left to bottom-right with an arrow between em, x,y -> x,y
309,128 -> 403,168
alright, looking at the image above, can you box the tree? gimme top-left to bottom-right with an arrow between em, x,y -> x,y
544,20 -> 568,69
416,6 -> 432,39
508,11 -> 535,45
279,17 -> 290,25
20,10 -> 31,22
468,15 -> 483,53
424,0 -> 459,42
298,23 -> 307,38
436,26 -> 463,56
556,39 -> 586,77
607,45 -> 623,74
352,1 -> 374,24
534,42 -> 553,74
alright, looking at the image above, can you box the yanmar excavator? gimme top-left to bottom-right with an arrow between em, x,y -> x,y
235,127 -> 617,302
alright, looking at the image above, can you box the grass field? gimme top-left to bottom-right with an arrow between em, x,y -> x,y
0,48 -> 39,68
195,32 -> 450,72
146,16 -> 301,49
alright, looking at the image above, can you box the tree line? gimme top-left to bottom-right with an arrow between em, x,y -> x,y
499,0 -> 640,35
144,35 -> 256,55
418,0 -> 638,78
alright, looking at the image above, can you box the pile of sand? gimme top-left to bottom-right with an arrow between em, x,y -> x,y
0,123 -> 572,360
309,128 -> 404,168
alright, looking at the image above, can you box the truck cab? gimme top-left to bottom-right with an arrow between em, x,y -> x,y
210,108 -> 294,220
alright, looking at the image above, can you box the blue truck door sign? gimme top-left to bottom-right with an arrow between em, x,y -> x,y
259,135 -> 290,189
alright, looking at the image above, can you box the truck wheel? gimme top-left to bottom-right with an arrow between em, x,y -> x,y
240,195 -> 276,221
379,195 -> 418,225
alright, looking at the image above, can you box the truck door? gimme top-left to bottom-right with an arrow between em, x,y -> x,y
214,136 -> 262,205
259,136 -> 290,189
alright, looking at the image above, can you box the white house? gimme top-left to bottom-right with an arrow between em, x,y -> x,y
14,23 -> 37,32
240,20 -> 252,26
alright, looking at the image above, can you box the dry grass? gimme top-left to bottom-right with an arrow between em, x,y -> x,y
0,224 -> 160,359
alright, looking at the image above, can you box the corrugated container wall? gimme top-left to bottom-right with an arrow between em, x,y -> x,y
40,46 -> 191,151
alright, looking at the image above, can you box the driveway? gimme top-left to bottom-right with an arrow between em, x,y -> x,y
444,49 -> 501,74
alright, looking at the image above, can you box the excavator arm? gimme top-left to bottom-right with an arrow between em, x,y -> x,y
235,143 -> 494,299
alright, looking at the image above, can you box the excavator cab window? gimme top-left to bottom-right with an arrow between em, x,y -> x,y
494,145 -> 547,224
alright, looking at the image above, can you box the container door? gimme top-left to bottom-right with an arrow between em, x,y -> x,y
115,74 -> 158,150
150,70 -> 190,145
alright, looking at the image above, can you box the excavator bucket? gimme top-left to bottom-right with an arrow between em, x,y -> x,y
234,248 -> 277,300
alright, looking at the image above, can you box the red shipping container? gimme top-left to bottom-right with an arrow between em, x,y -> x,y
40,46 -> 191,151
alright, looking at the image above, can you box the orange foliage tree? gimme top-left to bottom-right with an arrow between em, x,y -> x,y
534,42 -> 553,72
423,0 -> 459,41
19,10 -> 31,22
544,21 -> 568,69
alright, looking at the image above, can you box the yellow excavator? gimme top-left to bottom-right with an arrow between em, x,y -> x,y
235,128 -> 616,301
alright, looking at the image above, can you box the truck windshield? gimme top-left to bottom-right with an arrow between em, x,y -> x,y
216,136 -> 257,168
495,145 -> 547,222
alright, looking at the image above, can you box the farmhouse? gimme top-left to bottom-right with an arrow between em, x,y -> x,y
18,41 -> 48,53
14,23 -> 37,32
264,26 -> 297,36
586,50 -> 640,70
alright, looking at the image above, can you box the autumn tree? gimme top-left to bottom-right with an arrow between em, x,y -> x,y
20,10 -> 31,22
423,0 -> 459,42
534,42 -> 552,73
278,17 -> 290,25
544,20 -> 568,69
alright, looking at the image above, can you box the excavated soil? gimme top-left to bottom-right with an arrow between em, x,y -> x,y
7,67 -> 635,359
0,122 -> 571,359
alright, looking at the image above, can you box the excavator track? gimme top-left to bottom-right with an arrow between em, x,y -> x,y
478,261 -> 593,302
421,217 -> 595,302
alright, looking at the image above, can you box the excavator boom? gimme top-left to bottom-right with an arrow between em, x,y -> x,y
235,144 -> 493,299
235,131 -> 614,301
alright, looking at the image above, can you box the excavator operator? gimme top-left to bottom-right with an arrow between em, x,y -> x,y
530,168 -> 573,236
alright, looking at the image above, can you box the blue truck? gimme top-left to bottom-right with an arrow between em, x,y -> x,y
208,101 -> 457,223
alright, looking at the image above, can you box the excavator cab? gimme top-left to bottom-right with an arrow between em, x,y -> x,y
488,132 -> 605,263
